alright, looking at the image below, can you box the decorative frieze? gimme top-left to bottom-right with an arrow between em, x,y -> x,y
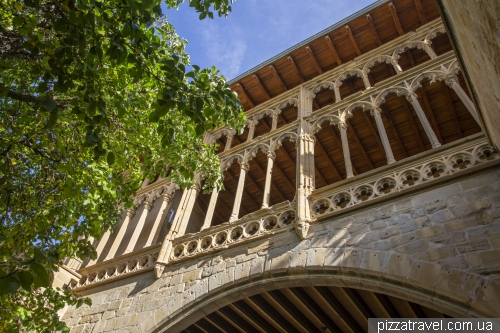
310,138 -> 498,218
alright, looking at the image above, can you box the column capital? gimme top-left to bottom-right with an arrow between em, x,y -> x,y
162,192 -> 173,203
405,92 -> 418,104
239,161 -> 250,172
370,107 -> 382,116
190,182 -> 201,193
444,73 -> 459,88
143,201 -> 154,212
338,121 -> 348,130
266,150 -> 276,160
126,208 -> 136,218
297,133 -> 315,144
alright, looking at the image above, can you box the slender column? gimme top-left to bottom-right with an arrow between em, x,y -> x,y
406,93 -> 441,148
339,122 -> 354,178
201,188 -> 219,230
423,42 -> 437,59
106,208 -> 136,260
295,120 -> 315,239
334,84 -> 341,102
299,86 -> 313,118
261,151 -> 276,209
88,231 -> 111,265
125,201 -> 153,253
371,108 -> 396,164
271,112 -> 279,130
224,129 -> 236,152
445,74 -> 481,127
247,120 -> 257,141
229,162 -> 249,222
155,181 -> 201,277
145,193 -> 173,247
361,73 -> 371,90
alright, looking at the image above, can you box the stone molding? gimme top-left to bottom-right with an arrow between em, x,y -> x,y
311,136 -> 499,219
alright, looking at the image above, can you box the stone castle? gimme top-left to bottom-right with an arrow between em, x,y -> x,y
54,0 -> 500,332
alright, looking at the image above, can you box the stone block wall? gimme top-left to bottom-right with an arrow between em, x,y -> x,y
62,166 -> 500,333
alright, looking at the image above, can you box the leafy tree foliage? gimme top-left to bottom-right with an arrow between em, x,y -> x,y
0,0 -> 242,330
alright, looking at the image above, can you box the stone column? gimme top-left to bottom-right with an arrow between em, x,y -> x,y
155,182 -> 201,277
407,93 -> 441,148
124,201 -> 154,253
247,120 -> 257,141
106,208 -> 135,260
371,108 -> 396,164
445,74 -> 481,127
261,151 -> 276,209
145,192 -> 173,247
229,161 -> 249,222
334,83 -> 341,103
361,73 -> 371,90
224,129 -> 236,152
299,86 -> 313,118
271,112 -> 279,131
339,121 -> 354,178
201,188 -> 219,230
295,120 -> 315,239
88,231 -> 110,265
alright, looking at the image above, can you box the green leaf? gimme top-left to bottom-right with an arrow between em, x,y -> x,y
45,111 -> 58,129
31,262 -> 51,288
42,99 -> 57,112
33,247 -> 46,262
106,151 -> 115,166
0,276 -> 20,295
17,271 -> 33,291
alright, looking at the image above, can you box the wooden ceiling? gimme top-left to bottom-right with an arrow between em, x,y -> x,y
182,286 -> 451,333
228,0 -> 442,111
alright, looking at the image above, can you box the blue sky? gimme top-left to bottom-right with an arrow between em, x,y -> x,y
164,0 -> 378,81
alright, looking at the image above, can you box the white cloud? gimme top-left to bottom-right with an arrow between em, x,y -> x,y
199,24 -> 247,80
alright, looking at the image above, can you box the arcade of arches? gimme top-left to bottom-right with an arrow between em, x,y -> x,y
54,0 -> 500,332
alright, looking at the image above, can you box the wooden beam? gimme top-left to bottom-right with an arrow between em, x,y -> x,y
252,74 -> 270,100
287,56 -> 304,83
217,307 -> 260,333
413,0 -> 427,25
289,288 -> 342,333
243,298 -> 285,333
388,2 -> 404,36
312,99 -> 321,111
215,310 -> 248,333
380,104 -> 408,158
232,301 -> 281,333
316,287 -> 365,333
206,313 -> 240,333
249,295 -> 300,333
195,318 -> 221,333
236,82 -> 255,108
366,14 -> 382,46
401,98 -> 426,151
441,83 -> 462,139
345,25 -> 361,56
269,65 -> 287,92
261,293 -> 307,333
356,290 -> 392,318
346,119 -> 374,170
305,46 -> 323,75
315,137 -> 343,181
267,291 -> 320,333
419,88 -> 443,143
228,303 -> 270,333
361,111 -> 386,159
324,36 -> 342,66
325,124 -> 359,175
406,50 -> 416,67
